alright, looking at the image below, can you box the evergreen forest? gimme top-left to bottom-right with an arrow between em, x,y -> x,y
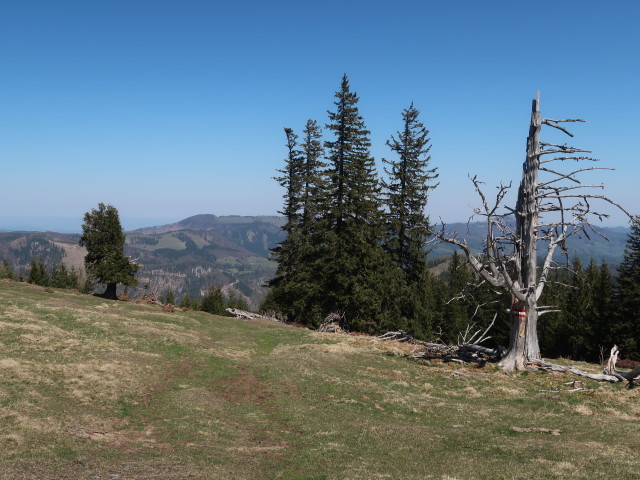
262,75 -> 640,363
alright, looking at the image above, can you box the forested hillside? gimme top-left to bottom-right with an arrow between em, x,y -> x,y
0,215 -> 286,308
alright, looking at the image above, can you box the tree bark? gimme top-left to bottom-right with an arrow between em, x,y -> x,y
102,282 -> 118,300
499,300 -> 541,370
499,94 -> 543,371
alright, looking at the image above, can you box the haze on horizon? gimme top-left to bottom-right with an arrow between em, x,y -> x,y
2,1 -> 638,231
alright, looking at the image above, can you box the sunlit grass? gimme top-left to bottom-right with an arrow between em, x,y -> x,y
1,280 -> 639,479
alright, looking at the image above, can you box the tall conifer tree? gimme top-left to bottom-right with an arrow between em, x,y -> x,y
382,103 -> 439,335
382,103 -> 438,280
267,128 -> 305,318
615,216 -> 640,359
594,261 -> 615,352
286,119 -> 330,325
563,258 -> 597,361
300,119 -> 326,230
322,75 -> 392,331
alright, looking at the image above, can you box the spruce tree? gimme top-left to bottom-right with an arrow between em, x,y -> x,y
201,285 -> 226,315
0,259 -> 14,279
322,75 -> 393,331
267,127 -> 306,320
382,103 -> 438,279
227,291 -> 250,312
51,263 -> 78,289
164,289 -> 176,305
438,252 -> 474,343
180,292 -> 192,309
285,119 -> 331,326
594,261 -> 615,353
615,216 -> 640,359
300,119 -> 326,230
27,259 -> 49,286
382,103 -> 439,337
537,267 -> 570,358
563,258 -> 597,361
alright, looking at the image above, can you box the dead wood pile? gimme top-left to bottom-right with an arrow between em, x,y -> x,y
377,330 -> 504,364
318,313 -> 344,333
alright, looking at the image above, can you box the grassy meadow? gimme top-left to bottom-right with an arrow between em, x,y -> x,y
1,279 -> 639,479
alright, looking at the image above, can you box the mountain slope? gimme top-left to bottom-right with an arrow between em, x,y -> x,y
428,222 -> 630,265
0,215 -> 286,307
2,280 -> 640,479
0,215 -> 629,307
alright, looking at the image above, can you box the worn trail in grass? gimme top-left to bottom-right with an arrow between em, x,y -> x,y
1,280 -> 639,479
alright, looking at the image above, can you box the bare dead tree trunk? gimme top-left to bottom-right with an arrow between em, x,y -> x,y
500,94 -> 543,370
435,92 -> 629,372
500,300 -> 541,370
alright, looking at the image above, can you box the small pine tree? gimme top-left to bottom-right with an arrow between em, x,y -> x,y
0,259 -> 14,279
79,273 -> 96,294
27,259 -> 49,286
50,263 -> 78,289
164,289 -> 176,305
180,292 -> 192,309
201,286 -> 226,316
227,291 -> 250,312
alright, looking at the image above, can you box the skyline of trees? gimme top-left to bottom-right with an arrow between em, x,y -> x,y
266,75 -> 439,335
266,77 -> 640,363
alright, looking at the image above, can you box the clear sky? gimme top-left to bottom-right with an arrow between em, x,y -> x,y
1,0 -> 638,231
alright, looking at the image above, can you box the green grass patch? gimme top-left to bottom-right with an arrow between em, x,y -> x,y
2,280 -> 640,479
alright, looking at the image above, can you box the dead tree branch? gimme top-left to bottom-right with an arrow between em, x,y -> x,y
433,92 -> 630,371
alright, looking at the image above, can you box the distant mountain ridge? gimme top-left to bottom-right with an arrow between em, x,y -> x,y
0,215 -> 287,308
428,222 -> 630,265
0,215 -> 630,308
131,214 -> 285,235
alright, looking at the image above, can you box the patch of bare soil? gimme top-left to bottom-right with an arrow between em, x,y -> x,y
219,366 -> 275,404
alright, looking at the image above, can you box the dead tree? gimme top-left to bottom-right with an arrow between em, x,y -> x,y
436,92 -> 629,371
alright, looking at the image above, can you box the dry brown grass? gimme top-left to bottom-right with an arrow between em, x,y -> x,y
3,281 -> 640,479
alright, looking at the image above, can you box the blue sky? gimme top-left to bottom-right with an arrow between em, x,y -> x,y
1,0 -> 638,231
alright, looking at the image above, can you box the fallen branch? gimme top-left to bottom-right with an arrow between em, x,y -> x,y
539,380 -> 595,394
377,330 -> 504,364
528,359 -> 620,383
528,346 -> 640,386
226,308 -> 283,322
